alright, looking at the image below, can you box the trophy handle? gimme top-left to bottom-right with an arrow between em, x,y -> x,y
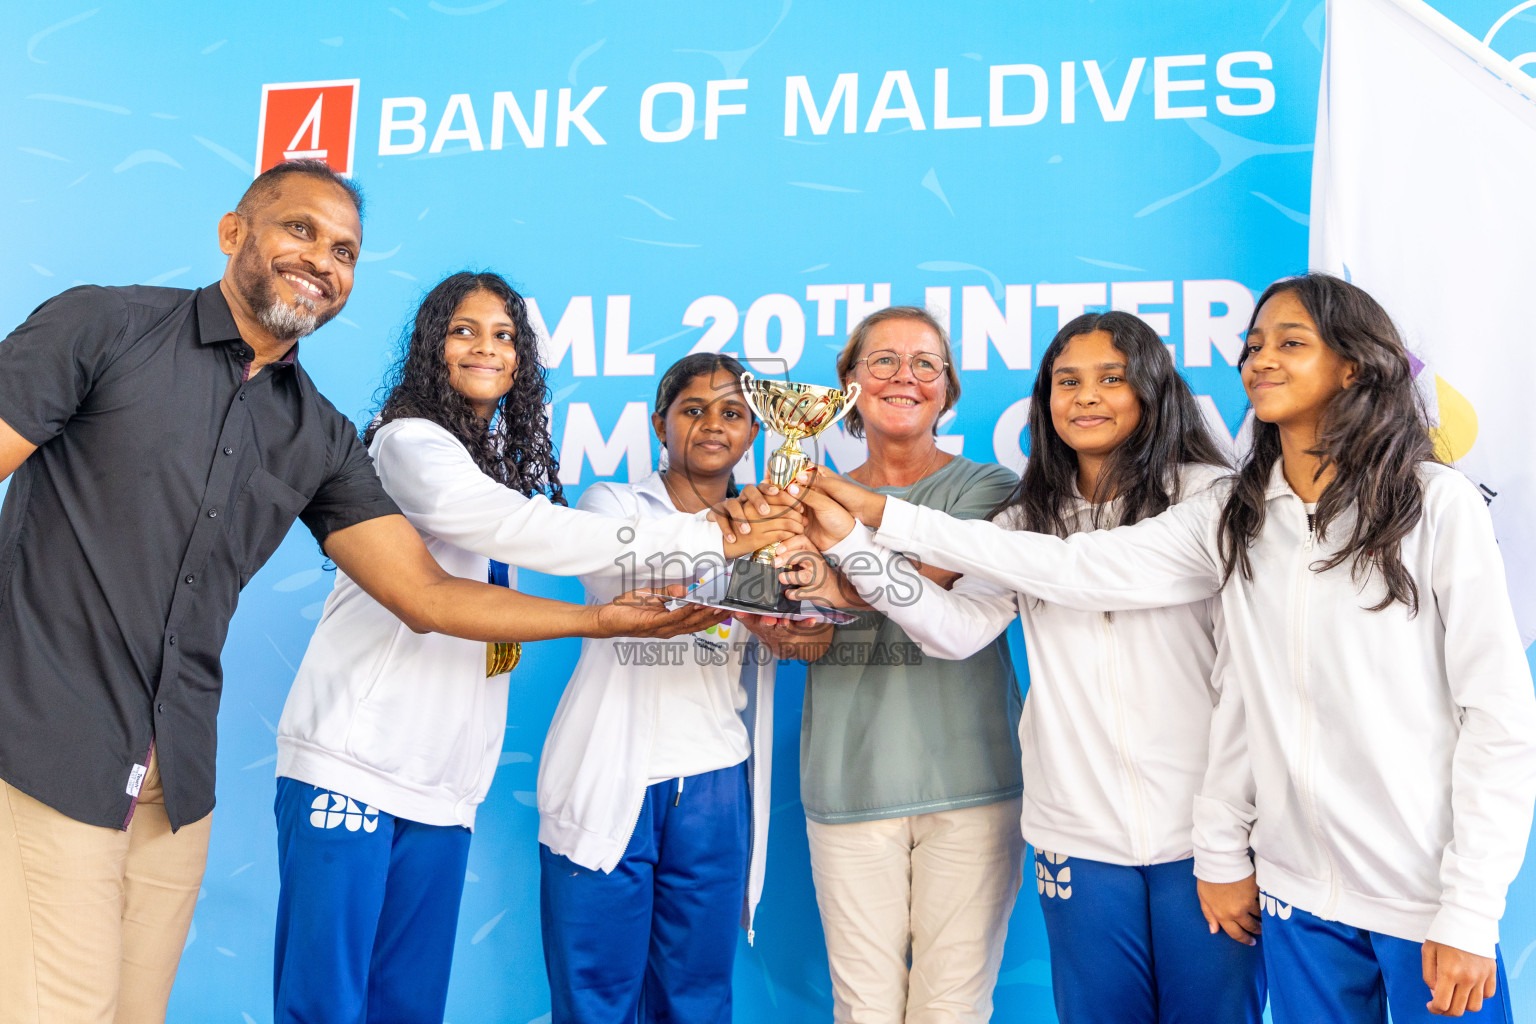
738,371 -> 770,426
824,382 -> 862,432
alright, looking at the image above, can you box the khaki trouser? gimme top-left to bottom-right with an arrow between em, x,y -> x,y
806,798 -> 1025,1024
0,753 -> 211,1024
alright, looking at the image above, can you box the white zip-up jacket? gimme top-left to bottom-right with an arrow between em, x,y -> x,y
276,419 -> 724,830
827,463 -> 1227,867
536,471 -> 777,939
870,460 -> 1536,957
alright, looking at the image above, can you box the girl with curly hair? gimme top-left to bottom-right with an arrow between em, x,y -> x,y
268,273 -> 794,1024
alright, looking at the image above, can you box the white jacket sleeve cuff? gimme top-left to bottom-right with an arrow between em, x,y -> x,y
1425,903 -> 1500,959
825,522 -> 879,573
1191,846 -> 1255,884
1191,793 -> 1256,883
874,497 -> 921,548
825,522 -> 1016,661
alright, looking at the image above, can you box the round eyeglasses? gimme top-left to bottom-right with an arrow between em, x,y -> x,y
856,350 -> 948,382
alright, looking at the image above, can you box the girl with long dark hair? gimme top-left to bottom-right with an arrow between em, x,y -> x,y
537,352 -> 780,1024
269,275 -> 793,1023
793,274 -> 1536,1023
786,311 -> 1262,1023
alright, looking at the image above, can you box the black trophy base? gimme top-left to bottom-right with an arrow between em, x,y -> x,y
723,557 -> 798,615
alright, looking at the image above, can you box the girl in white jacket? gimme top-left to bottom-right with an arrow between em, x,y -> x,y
537,352 -> 781,1024
791,273 -> 1536,1024
270,275 -> 792,1024
785,310 -> 1261,1024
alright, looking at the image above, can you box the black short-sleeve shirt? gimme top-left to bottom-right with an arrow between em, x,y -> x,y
0,283 -> 400,829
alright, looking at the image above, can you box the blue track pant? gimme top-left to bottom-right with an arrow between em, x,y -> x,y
1260,891 -> 1512,1023
272,777 -> 472,1024
540,762 -> 750,1024
1034,851 -> 1266,1024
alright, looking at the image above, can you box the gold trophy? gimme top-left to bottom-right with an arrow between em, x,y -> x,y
723,372 -> 862,614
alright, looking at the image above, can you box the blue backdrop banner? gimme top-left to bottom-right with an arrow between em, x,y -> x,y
5,2 -> 1536,1021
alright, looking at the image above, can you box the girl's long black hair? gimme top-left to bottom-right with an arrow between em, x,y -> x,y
1217,273 -> 1436,612
995,310 -> 1228,535
366,271 -> 564,503
654,351 -> 751,498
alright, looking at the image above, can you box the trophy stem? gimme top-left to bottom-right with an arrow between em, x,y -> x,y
725,372 -> 856,615
752,438 -> 811,564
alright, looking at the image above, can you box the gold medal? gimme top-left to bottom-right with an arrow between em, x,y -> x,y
486,641 -> 522,677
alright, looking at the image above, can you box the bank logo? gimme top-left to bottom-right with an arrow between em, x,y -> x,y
256,79 -> 360,176
309,791 -> 379,832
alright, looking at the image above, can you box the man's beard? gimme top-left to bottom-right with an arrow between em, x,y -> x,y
257,293 -> 320,341
232,240 -> 338,343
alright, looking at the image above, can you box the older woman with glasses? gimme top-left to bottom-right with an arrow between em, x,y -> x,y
754,306 -> 1024,1023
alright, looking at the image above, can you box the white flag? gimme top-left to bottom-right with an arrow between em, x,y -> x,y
1310,0 -> 1536,643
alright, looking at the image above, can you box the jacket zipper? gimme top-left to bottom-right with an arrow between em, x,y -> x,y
1292,504 -> 1341,915
1103,614 -> 1153,864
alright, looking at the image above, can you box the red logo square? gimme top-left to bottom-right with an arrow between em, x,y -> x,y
255,79 -> 360,177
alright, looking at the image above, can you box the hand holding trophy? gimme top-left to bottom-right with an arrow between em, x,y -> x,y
670,371 -> 860,621
722,372 -> 861,614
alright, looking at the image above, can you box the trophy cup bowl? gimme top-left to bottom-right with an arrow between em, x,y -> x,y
723,373 -> 862,614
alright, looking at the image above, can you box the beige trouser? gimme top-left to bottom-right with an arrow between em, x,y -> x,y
806,798 -> 1025,1024
0,754 -> 211,1024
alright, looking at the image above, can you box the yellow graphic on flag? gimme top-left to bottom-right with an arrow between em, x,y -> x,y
1430,374 -> 1478,464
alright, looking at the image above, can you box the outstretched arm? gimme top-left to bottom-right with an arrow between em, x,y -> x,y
788,514 -> 1016,661
803,468 -> 1225,613
324,514 -> 724,642
372,422 -> 795,586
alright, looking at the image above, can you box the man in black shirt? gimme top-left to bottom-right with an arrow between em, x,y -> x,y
0,161 -> 724,1023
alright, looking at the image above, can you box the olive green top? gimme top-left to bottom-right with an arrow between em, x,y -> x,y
800,457 -> 1023,824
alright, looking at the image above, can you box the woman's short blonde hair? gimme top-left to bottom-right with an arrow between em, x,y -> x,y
834,306 -> 961,439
